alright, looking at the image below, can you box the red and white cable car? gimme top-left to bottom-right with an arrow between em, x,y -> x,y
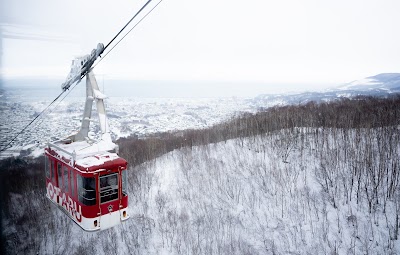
44,49 -> 129,231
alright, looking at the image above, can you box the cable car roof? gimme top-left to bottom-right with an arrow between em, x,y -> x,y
46,139 -> 127,172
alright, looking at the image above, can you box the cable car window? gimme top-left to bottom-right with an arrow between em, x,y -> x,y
100,173 -> 118,203
63,166 -> 69,192
122,170 -> 127,196
51,161 -> 56,184
70,170 -> 75,198
57,163 -> 62,188
45,157 -> 50,178
78,176 -> 96,206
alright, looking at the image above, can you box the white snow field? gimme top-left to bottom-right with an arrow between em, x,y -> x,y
6,126 -> 399,254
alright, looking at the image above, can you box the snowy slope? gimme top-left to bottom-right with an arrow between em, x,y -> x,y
5,127 -> 399,254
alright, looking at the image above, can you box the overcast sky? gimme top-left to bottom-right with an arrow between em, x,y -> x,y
1,0 -> 400,88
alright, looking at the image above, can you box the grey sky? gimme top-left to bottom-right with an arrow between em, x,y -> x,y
1,0 -> 400,88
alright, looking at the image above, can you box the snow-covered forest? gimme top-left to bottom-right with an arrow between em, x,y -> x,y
1,96 -> 400,254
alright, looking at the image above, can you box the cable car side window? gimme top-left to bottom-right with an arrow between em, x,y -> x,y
45,157 -> 50,179
78,176 -> 96,206
51,161 -> 56,184
100,173 -> 118,203
63,166 -> 69,193
70,170 -> 75,198
57,163 -> 62,187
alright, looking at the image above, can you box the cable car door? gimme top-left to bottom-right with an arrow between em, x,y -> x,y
98,171 -> 121,229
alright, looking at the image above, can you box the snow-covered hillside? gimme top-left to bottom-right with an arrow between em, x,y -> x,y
3,125 -> 400,254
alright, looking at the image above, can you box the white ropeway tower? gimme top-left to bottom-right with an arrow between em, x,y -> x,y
69,70 -> 113,146
49,43 -> 118,164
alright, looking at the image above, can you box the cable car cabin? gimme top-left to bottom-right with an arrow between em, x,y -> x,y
44,47 -> 130,231
44,139 -> 129,231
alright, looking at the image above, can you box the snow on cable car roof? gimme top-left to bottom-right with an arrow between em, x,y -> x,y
76,151 -> 120,168
48,138 -> 124,168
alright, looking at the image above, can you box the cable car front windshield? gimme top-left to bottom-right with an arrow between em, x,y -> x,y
100,173 -> 119,203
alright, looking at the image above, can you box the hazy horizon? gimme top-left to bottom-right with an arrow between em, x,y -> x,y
1,77 -> 336,98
